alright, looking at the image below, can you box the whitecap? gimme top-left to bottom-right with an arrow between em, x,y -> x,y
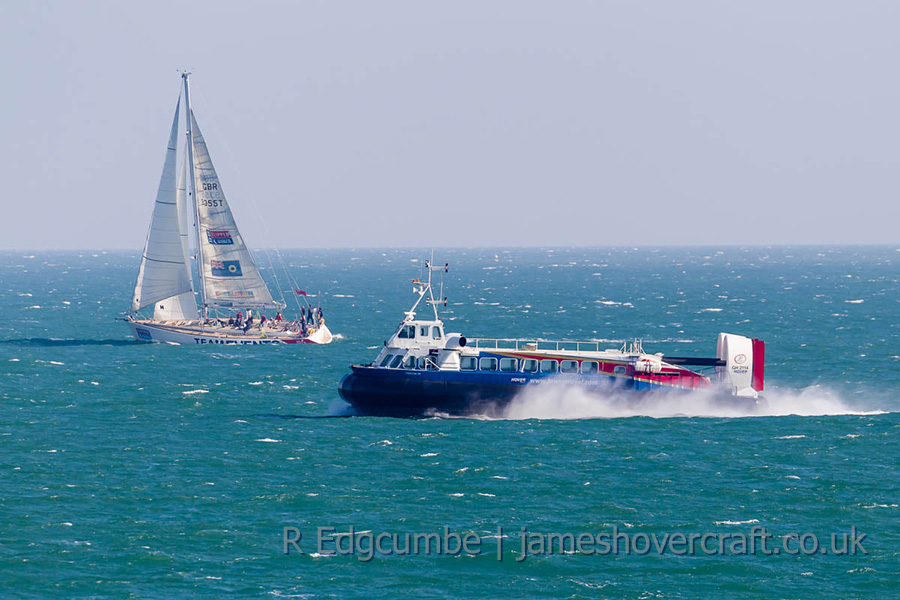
699,308 -> 723,312
714,519 -> 760,526
255,438 -> 281,443
845,299 -> 865,304
420,452 -> 438,457
182,389 -> 209,395
774,435 -> 806,440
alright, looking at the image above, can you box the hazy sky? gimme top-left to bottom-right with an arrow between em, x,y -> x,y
2,1 -> 899,249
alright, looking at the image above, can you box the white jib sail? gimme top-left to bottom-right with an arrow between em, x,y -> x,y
132,97 -> 195,312
153,142 -> 199,321
189,112 -> 278,309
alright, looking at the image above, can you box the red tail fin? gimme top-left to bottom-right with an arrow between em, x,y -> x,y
752,339 -> 765,391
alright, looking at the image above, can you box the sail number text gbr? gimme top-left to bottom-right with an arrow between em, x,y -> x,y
200,182 -> 225,208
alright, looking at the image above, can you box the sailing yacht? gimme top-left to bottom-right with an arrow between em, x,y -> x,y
125,73 -> 332,345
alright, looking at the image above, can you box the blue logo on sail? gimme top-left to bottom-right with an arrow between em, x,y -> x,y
211,260 -> 242,277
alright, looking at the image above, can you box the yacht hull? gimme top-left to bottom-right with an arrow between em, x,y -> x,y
127,319 -> 333,345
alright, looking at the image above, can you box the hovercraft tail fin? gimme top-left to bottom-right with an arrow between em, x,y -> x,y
717,333 -> 764,398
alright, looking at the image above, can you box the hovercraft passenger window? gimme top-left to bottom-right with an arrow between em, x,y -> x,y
389,355 -> 404,369
380,354 -> 395,367
614,365 -> 627,375
582,361 -> 599,374
521,359 -> 539,373
499,358 -> 518,372
540,360 -> 558,373
560,360 -> 578,374
404,356 -> 417,369
432,326 -> 442,339
460,356 -> 477,371
480,357 -> 498,371
398,325 -> 415,339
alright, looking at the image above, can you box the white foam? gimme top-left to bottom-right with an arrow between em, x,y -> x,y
490,383 -> 883,420
255,438 -> 281,443
182,389 -> 209,395
714,519 -> 759,526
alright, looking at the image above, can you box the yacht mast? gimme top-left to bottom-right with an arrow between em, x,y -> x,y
182,71 -> 208,318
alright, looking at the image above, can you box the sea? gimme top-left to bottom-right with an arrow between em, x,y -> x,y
1,246 -> 898,599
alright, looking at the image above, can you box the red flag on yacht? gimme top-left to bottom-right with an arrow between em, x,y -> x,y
295,290 -> 308,296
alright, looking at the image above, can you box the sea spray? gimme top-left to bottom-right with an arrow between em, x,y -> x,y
490,382 -> 884,420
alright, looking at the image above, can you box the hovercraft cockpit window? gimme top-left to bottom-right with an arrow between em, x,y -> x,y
499,358 -> 518,372
398,325 -> 415,339
480,357 -> 498,371
521,359 -> 539,373
540,360 -> 558,373
460,356 -> 477,371
560,360 -> 578,374
432,326 -> 442,339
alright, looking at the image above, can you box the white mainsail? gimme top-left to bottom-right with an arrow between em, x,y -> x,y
189,112 -> 278,310
132,98 -> 195,313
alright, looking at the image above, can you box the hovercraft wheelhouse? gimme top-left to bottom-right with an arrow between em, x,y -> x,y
338,259 -> 765,417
